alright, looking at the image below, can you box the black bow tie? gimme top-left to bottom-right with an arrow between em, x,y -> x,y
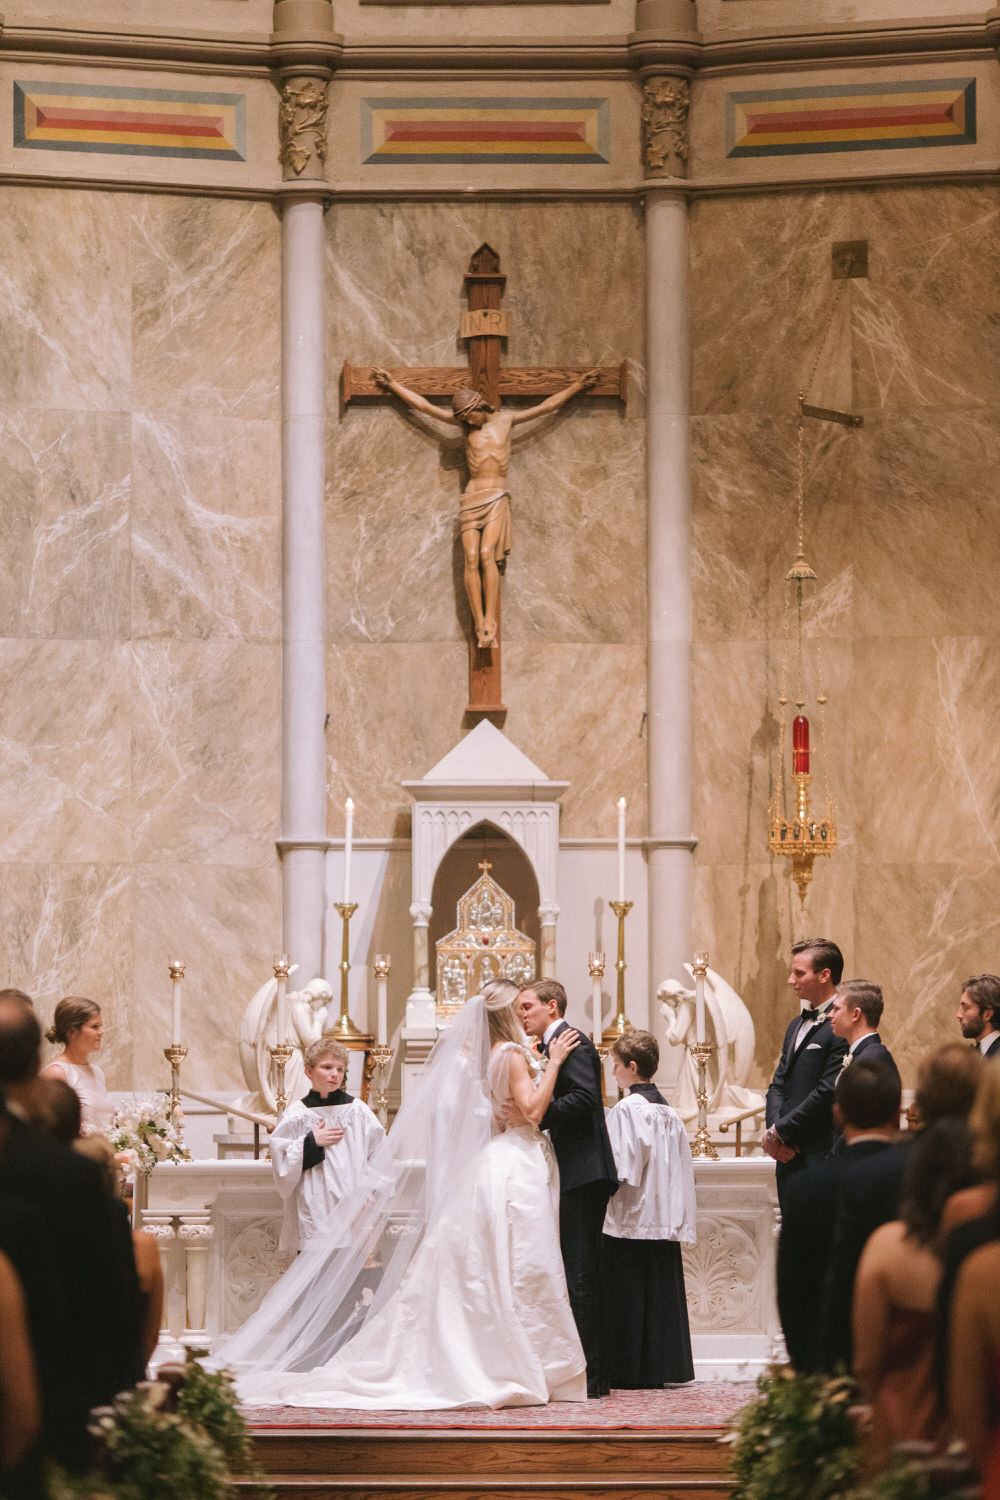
801,1008 -> 825,1026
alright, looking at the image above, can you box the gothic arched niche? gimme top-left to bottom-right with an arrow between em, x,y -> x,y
428,821 -> 540,998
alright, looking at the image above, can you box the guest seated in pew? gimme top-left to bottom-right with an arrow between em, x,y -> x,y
853,1117 -> 978,1465
600,1031 -> 696,1388
0,1248 -> 41,1500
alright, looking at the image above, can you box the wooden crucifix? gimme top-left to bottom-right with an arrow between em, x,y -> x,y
342,243 -> 626,713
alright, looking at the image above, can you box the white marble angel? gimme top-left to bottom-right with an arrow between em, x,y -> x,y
237,972 -> 334,1115
658,965 -> 765,1123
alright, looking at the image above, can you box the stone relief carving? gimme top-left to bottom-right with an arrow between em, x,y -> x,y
682,1215 -> 763,1331
641,77 -> 690,177
278,79 -> 329,178
225,1217 -> 294,1328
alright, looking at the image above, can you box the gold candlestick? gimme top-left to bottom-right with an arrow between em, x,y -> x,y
688,950 -> 717,1159
330,901 -> 364,1038
163,1044 -> 188,1121
603,900 -> 634,1043
268,1041 -> 294,1114
367,1042 -> 395,1128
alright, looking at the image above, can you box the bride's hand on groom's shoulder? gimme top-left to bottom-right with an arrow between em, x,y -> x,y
548,1028 -> 581,1065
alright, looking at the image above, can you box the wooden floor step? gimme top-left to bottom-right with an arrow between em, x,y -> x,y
249,1428 -> 732,1478
234,1480 -> 733,1500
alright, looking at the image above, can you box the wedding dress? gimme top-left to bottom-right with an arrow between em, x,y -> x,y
215,998 -> 586,1410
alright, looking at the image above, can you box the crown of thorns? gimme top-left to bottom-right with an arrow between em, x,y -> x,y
452,388 -> 491,419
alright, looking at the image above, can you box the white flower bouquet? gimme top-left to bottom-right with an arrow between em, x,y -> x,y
110,1096 -> 190,1179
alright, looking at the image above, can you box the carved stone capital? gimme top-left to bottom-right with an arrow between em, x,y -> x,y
640,74 -> 690,179
409,902 -> 433,926
278,77 -> 330,181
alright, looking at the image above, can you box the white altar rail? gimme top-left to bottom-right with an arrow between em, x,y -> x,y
146,1156 -> 782,1380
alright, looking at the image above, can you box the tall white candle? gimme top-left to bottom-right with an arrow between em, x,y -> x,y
275,957 -> 290,1046
343,797 -> 354,903
592,972 -> 603,1047
694,953 -> 708,1045
376,958 -> 389,1045
617,796 -> 627,902
169,960 -> 184,1047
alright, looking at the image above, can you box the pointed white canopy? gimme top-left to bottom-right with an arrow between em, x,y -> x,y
403,720 -> 568,802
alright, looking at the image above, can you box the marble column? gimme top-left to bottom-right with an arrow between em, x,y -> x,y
272,0 -> 341,977
645,187 -> 696,993
630,0 -> 699,995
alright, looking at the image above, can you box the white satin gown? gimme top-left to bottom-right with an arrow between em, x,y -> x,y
237,1041 -> 586,1409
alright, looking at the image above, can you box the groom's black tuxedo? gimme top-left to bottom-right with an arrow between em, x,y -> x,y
540,1020 -> 618,1396
540,1022 -> 618,1192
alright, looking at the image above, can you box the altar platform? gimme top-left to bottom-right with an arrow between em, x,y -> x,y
237,1384 -> 750,1498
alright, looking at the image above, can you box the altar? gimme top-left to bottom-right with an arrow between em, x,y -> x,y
144,1152 -> 782,1382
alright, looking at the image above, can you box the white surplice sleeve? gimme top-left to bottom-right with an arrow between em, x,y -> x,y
603,1096 -> 697,1243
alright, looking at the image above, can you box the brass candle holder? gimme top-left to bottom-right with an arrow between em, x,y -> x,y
367,1042 -> 395,1129
688,951 -> 718,1159
602,900 -> 634,1043
163,1045 -> 188,1121
268,1042 -> 294,1114
329,901 -> 364,1038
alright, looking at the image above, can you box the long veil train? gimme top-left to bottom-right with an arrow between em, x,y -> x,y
210,997 -> 495,1381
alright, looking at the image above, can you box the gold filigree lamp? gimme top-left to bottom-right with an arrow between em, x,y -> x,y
767,396 -> 838,909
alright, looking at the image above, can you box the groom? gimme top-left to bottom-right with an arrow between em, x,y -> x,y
519,979 -> 618,1398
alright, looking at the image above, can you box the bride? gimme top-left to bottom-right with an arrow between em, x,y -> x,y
214,979 -> 587,1409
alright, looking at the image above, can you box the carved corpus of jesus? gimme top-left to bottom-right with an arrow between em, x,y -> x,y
371,367 -> 599,649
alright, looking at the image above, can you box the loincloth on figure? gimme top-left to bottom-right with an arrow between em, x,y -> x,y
459,489 -> 512,566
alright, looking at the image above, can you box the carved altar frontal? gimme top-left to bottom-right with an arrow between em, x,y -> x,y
146,1156 -> 783,1379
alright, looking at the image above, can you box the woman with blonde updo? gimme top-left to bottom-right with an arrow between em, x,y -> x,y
41,997 -> 114,1134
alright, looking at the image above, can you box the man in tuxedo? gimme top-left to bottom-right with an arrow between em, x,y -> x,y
519,979 -> 618,1398
776,1057 -> 903,1373
956,974 -> 1000,1060
763,938 -> 848,1208
829,979 -> 900,1081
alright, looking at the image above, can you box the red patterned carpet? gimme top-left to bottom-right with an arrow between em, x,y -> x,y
243,1380 -> 754,1430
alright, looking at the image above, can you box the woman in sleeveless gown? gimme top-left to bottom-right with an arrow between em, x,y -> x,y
215,980 -> 587,1410
40,996 -> 115,1134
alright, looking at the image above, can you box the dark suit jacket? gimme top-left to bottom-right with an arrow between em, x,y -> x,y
850,1032 -> 901,1083
981,1033 -> 1000,1061
539,1022 -> 618,1194
0,1113 -> 143,1464
777,1136 -> 905,1373
766,1013 -> 848,1157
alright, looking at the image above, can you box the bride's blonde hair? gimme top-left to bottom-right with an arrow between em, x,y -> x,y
482,978 -> 526,1047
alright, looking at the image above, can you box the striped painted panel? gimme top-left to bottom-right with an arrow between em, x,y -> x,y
361,98 -> 610,165
14,82 -> 246,160
727,78 -> 975,157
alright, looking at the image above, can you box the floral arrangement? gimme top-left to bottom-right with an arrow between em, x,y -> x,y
723,1366 -> 863,1500
47,1355 -> 272,1500
845,1447 -> 980,1500
109,1096 -> 190,1179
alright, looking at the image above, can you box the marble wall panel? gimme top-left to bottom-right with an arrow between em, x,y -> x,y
132,862 -> 282,1093
131,641 -> 281,866
691,412 -> 854,643
853,410 -> 1000,638
132,197 -> 280,422
0,641 -> 132,863
691,856 -> 855,1089
499,643 -> 647,836
0,409 -> 130,639
854,860 -> 1000,1081
854,635 -> 1000,869
0,862 -> 134,1088
131,412 -> 281,641
0,188 -> 131,412
327,642 -> 476,837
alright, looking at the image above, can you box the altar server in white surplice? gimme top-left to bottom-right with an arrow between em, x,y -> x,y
601,1030 -> 696,1387
271,1038 -> 390,1254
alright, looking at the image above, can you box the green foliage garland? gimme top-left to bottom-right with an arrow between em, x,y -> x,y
723,1367 -> 863,1500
